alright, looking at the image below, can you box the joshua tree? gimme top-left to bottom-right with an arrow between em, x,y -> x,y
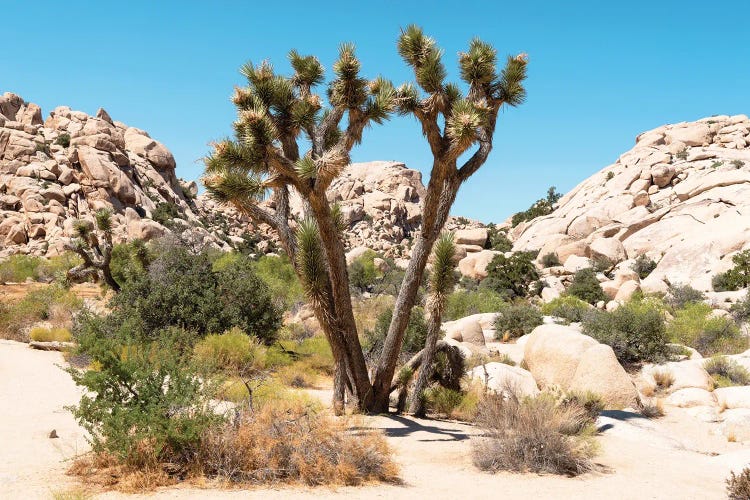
66,208 -> 120,291
203,25 -> 527,412
408,233 -> 457,417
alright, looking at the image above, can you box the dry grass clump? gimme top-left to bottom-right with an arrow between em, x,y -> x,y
29,326 -> 72,342
193,327 -> 267,374
196,401 -> 399,486
727,467 -> 750,499
652,370 -> 675,394
69,400 -> 398,491
0,285 -> 82,341
471,392 -> 598,476
641,399 -> 665,419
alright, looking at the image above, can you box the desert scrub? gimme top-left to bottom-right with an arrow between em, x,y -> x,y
727,467 -> 750,499
29,326 -> 72,342
193,327 -> 267,374
196,401 -> 399,486
667,302 -> 746,356
665,283 -> 705,309
423,384 -> 480,420
443,288 -> 506,320
704,356 -> 750,387
494,301 -> 543,340
582,297 -> 670,364
632,254 -> 657,279
0,253 -> 82,283
364,306 -> 428,358
541,295 -> 591,323
251,254 -> 304,310
540,252 -> 561,268
567,268 -> 607,305
713,250 -> 750,292
480,251 -> 540,299
471,391 -> 598,476
0,285 -> 82,341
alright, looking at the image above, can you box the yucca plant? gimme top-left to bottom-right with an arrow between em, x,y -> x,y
408,233 -> 457,416
66,208 -> 120,291
203,26 -> 527,412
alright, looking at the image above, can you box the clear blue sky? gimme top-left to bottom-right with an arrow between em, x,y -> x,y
3,0 -> 748,222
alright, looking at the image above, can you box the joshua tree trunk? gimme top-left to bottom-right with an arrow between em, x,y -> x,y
408,312 -> 442,417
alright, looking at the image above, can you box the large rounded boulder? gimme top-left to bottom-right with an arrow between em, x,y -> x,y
524,323 -> 640,409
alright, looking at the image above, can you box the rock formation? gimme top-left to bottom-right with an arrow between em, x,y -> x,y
510,114 -> 750,293
0,92 -> 485,259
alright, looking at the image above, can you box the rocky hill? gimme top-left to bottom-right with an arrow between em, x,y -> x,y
510,114 -> 750,294
0,93 -> 482,260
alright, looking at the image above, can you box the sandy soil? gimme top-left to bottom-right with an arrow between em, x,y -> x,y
2,340 -> 749,499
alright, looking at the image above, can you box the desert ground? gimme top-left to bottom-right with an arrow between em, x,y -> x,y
3,339 -> 748,500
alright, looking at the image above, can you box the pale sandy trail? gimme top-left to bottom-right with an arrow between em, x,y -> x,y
1,340 -> 748,499
0,340 -> 88,499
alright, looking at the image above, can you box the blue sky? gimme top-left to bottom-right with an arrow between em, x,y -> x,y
3,0 -> 748,222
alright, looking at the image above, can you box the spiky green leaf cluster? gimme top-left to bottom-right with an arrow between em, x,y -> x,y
494,54 -> 528,106
329,43 -> 368,108
295,219 -> 329,306
397,25 -> 446,93
459,38 -> 497,86
429,233 -> 457,298
289,50 -> 324,88
94,208 -> 112,233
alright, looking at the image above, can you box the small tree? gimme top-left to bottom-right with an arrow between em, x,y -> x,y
203,26 -> 527,412
408,233 -> 456,416
66,208 -> 120,291
481,251 -> 539,298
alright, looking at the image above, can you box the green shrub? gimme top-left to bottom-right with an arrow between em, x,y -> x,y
109,245 -> 281,343
193,328 -> 267,374
632,254 -> 657,280
54,133 -> 71,147
494,301 -> 543,340
68,324 -> 219,467
511,187 -> 562,227
29,326 -> 72,342
704,356 -> 750,388
110,240 -> 151,287
365,306 -> 428,356
252,255 -> 304,310
592,255 -> 614,273
667,303 -> 745,356
730,294 -> 750,323
540,253 -> 561,268
423,385 -> 464,416
443,288 -> 506,321
348,250 -> 379,293
541,295 -> 591,323
151,202 -> 181,227
481,251 -> 540,299
665,283 -> 705,309
0,253 -> 82,283
485,224 -> 512,252
713,250 -> 750,292
582,298 -> 670,364
567,268 -> 607,305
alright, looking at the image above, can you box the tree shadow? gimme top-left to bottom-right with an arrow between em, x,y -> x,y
351,414 -> 471,442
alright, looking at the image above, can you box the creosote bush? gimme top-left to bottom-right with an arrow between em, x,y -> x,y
193,327 -> 267,374
541,295 -> 591,324
567,268 -> 607,305
481,251 -> 539,299
494,301 -> 543,340
471,391 -> 597,476
667,302 -> 745,356
582,298 -> 670,364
